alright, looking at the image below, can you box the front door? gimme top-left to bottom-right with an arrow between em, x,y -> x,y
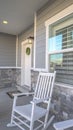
21,42 -> 32,90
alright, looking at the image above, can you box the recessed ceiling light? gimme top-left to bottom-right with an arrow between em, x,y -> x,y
3,20 -> 8,24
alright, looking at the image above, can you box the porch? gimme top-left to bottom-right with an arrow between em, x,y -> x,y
0,0 -> 73,130
1,80 -> 73,130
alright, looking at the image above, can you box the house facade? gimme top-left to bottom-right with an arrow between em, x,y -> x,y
0,0 -> 73,120
17,0 -> 73,120
17,0 -> 73,88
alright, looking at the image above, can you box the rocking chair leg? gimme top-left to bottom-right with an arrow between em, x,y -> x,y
7,111 -> 15,127
30,121 -> 34,130
7,96 -> 17,127
42,115 -> 55,130
11,111 -> 14,124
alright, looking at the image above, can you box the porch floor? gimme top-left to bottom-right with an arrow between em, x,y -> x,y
0,86 -> 55,130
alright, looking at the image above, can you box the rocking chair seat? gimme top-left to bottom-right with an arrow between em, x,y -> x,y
14,104 -> 47,121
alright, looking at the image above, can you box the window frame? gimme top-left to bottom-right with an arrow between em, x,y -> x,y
45,5 -> 73,88
45,4 -> 73,71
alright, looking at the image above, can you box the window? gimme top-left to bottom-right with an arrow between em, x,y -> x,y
48,15 -> 73,85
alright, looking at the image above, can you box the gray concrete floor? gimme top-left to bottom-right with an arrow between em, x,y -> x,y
0,86 -> 55,130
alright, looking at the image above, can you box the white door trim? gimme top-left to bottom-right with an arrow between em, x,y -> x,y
21,39 -> 30,68
21,40 -> 32,86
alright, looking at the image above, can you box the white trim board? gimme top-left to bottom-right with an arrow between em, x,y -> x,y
31,67 -> 48,72
21,39 -> 29,45
48,48 -> 73,55
55,82 -> 73,90
0,67 -> 21,69
16,36 -> 18,67
33,12 -> 37,69
45,4 -> 73,26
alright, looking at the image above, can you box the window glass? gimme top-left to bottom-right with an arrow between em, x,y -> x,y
48,15 -> 73,85
50,52 -> 73,85
48,24 -> 73,52
48,35 -> 62,52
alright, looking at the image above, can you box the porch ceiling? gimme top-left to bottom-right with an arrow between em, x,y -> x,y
0,0 -> 49,35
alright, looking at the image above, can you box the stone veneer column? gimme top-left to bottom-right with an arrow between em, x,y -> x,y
52,85 -> 73,120
31,70 -> 39,90
0,68 -> 21,88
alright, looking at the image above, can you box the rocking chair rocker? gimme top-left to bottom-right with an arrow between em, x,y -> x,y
7,71 -> 56,130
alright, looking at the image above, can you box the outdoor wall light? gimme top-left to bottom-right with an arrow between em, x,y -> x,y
27,36 -> 34,44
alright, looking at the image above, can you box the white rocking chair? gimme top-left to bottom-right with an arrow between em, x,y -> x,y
7,71 -> 56,130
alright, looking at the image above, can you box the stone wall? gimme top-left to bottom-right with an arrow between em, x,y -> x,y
31,70 -> 73,121
31,70 -> 39,90
52,85 -> 73,121
0,68 -> 21,89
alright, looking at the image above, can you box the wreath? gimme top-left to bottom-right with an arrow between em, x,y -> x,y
26,47 -> 30,55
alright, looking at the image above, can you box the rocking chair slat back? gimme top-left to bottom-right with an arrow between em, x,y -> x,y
34,71 -> 56,100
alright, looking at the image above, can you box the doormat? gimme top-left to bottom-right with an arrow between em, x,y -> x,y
7,90 -> 21,99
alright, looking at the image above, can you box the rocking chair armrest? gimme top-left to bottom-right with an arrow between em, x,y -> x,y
13,92 -> 34,97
